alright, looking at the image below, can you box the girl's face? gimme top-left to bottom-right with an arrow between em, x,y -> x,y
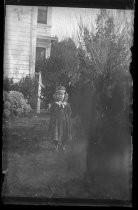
56,91 -> 65,102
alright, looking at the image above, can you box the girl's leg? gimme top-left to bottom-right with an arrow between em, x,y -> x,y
61,138 -> 67,151
54,140 -> 62,152
53,140 -> 58,151
57,140 -> 63,152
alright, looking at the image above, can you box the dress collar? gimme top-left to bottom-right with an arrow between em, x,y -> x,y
55,101 -> 67,108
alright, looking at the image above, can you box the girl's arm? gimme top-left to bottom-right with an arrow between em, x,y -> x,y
49,102 -> 58,117
49,102 -> 55,115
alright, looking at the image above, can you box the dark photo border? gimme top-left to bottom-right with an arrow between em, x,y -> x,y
2,0 -> 134,207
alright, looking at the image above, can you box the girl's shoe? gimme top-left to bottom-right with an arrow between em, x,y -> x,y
62,145 -> 66,151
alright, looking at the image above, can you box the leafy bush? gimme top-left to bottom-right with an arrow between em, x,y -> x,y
3,77 -> 14,92
3,91 -> 32,119
3,76 -> 38,110
39,38 -> 78,107
14,76 -> 38,110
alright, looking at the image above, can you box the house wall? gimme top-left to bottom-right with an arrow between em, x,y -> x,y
4,6 -> 32,81
4,6 -> 52,82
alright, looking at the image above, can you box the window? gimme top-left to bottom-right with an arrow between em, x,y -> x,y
37,8 -> 47,24
35,47 -> 46,73
36,47 -> 46,61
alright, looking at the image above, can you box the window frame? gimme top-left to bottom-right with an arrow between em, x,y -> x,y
37,7 -> 48,25
36,47 -> 46,61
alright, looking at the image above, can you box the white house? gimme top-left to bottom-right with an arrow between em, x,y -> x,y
4,5 -> 56,82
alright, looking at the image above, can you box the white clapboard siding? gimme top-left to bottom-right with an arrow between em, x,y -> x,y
4,49 -> 30,57
4,64 -> 29,78
5,21 -> 31,28
5,5 -> 32,21
4,5 -> 53,81
5,13 -> 32,22
4,5 -> 32,79
4,27 -> 31,35
4,68 -> 29,74
4,44 -> 30,52
5,18 -> 31,25
6,5 -> 32,12
4,59 -> 30,65
4,41 -> 30,48
5,27 -> 31,42
4,64 -> 29,69
4,59 -> 30,64
5,36 -> 30,42
5,20 -> 31,30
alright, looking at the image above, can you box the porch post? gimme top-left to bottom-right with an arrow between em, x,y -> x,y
37,71 -> 42,114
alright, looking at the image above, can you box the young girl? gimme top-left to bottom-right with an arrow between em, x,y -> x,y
48,86 -> 72,151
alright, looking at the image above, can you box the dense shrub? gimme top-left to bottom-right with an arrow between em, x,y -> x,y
3,76 -> 38,110
14,76 -> 38,110
3,77 -> 14,92
3,91 -> 32,119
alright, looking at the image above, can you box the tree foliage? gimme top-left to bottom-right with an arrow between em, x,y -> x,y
77,9 -> 132,87
74,9 -> 132,151
39,38 -> 78,106
74,9 -> 133,178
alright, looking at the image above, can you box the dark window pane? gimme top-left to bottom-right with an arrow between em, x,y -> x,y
35,47 -> 46,73
36,47 -> 46,61
37,9 -> 47,24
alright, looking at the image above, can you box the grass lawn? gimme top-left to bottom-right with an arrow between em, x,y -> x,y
2,114 -> 132,203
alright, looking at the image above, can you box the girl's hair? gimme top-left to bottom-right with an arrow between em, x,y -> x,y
64,93 -> 68,102
56,86 -> 66,92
